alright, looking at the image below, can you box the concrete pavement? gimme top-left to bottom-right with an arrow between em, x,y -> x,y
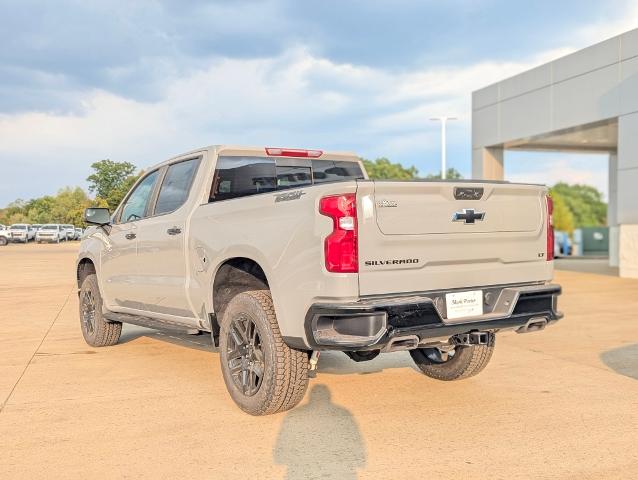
1,243 -> 637,479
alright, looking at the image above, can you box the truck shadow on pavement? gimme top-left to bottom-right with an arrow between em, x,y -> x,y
118,325 -> 213,352
119,325 -> 413,376
316,350 -> 414,376
274,384 -> 366,480
600,343 -> 638,380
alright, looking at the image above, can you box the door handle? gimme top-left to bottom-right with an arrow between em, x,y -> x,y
167,227 -> 182,236
125,233 -> 137,240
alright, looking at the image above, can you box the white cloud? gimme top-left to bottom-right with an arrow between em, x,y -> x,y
575,2 -> 638,45
1,4 -> 635,203
0,47 -> 567,165
505,153 -> 609,199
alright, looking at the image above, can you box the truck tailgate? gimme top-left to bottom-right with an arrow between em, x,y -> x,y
356,180 -> 553,296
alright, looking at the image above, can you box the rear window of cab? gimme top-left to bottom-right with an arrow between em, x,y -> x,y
210,156 -> 364,202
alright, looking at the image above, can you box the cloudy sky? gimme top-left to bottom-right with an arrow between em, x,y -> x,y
1,0 -> 637,205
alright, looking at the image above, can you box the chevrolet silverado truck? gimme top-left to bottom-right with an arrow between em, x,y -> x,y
77,145 -> 562,415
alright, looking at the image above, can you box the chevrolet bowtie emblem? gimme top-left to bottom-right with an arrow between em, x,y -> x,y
452,209 -> 485,224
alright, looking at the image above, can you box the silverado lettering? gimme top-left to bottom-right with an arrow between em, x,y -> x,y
364,259 -> 419,266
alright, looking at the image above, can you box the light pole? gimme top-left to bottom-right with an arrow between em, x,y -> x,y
430,116 -> 457,179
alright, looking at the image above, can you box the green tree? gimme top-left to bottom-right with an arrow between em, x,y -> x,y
0,188 -> 102,227
550,192 -> 575,233
425,168 -> 463,180
51,187 -> 94,226
25,196 -> 57,224
550,182 -> 606,228
361,157 -> 419,180
0,200 -> 29,225
87,159 -> 139,210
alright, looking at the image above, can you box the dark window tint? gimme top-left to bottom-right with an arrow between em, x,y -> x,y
155,158 -> 200,215
210,157 -> 276,201
120,170 -> 159,223
312,160 -> 364,184
276,165 -> 312,190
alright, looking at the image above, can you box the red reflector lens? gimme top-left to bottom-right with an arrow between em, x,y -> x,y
546,195 -> 554,261
319,194 -> 358,273
265,147 -> 323,158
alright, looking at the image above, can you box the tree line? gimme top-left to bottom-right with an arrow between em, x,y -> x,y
361,157 -> 606,232
0,157 -> 605,232
0,160 -> 141,227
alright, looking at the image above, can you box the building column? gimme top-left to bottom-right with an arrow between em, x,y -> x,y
608,152 -> 619,268
617,114 -> 638,278
472,146 -> 504,180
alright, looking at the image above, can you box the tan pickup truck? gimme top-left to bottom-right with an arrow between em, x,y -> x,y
77,145 -> 562,415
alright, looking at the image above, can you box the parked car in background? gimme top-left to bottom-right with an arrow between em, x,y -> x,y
0,228 -> 9,246
32,224 -> 43,232
35,224 -> 65,243
8,224 -> 34,243
554,231 -> 572,257
62,224 -> 75,241
74,228 -> 83,240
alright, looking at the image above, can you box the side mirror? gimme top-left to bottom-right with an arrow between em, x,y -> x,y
84,208 -> 111,226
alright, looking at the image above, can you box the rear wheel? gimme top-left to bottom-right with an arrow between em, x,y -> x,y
410,334 -> 495,381
219,290 -> 309,415
79,274 -> 122,347
0,237 -> 7,246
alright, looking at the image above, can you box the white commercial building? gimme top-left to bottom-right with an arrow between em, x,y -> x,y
472,29 -> 638,278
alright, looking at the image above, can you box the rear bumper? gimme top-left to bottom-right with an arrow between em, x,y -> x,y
304,283 -> 562,351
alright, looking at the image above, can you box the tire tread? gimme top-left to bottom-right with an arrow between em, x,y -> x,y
410,334 -> 495,381
80,274 -> 122,347
221,290 -> 308,415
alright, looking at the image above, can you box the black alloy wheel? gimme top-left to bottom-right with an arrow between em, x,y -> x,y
226,314 -> 265,397
81,289 -> 97,336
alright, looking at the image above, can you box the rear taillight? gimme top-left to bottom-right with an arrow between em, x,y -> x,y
319,194 -> 358,273
546,195 -> 554,261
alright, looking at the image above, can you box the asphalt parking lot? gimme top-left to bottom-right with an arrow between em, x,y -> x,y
1,243 -> 637,479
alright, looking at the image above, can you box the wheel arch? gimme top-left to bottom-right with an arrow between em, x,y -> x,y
210,257 -> 270,346
77,257 -> 97,288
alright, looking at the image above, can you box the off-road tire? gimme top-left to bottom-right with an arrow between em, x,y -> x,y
79,274 -> 122,347
0,237 -> 7,246
219,290 -> 309,416
410,334 -> 495,381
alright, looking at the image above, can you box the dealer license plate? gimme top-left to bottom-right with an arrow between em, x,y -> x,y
445,290 -> 483,320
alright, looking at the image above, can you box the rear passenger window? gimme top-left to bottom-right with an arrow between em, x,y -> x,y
276,165 -> 312,190
210,157 -> 276,201
312,160 -> 364,184
155,158 -> 200,215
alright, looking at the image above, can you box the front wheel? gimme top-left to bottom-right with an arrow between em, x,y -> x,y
410,333 -> 495,381
0,237 -> 7,246
79,274 -> 122,347
219,290 -> 309,415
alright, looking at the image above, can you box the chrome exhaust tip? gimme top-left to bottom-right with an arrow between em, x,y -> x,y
516,317 -> 548,334
382,335 -> 420,352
